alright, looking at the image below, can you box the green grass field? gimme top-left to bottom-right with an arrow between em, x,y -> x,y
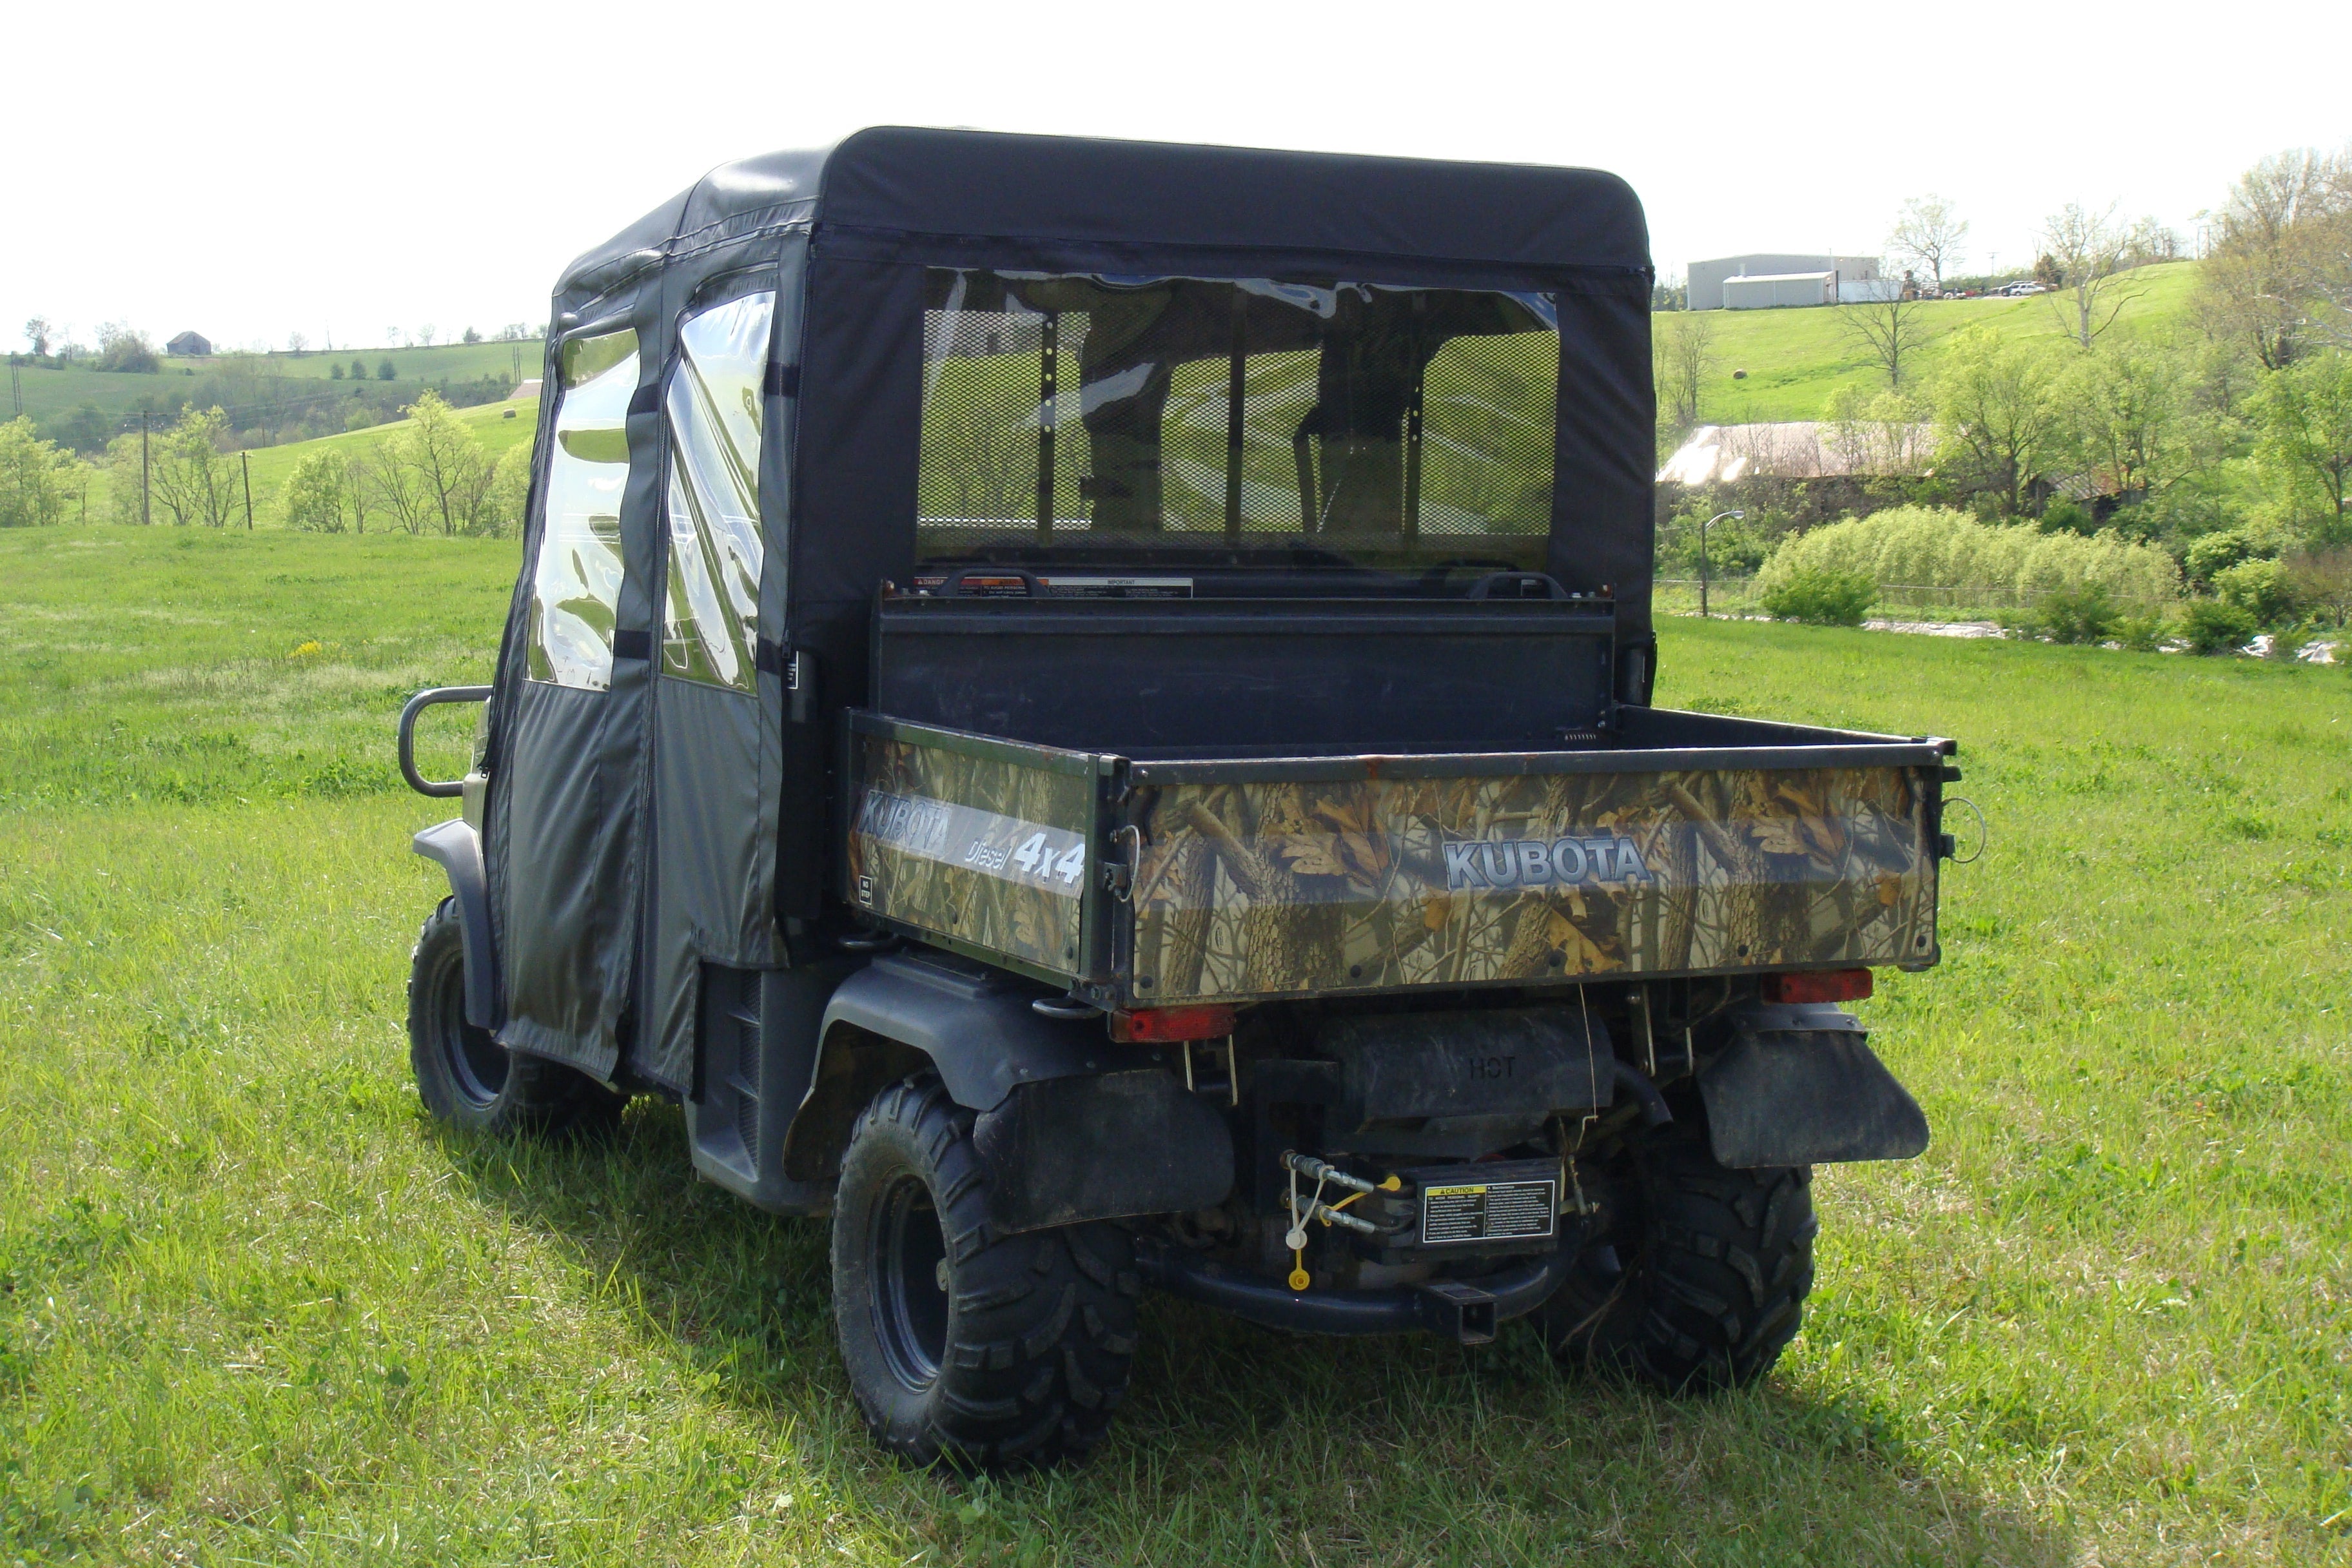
3,525 -> 2347,1565
1681,262 -> 2200,425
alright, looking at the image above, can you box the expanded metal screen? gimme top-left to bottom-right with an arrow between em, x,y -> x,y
917,272 -> 1559,576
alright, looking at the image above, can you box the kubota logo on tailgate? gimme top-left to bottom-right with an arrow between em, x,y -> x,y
1444,836 -> 1652,891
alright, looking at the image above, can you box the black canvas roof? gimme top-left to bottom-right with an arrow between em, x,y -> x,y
560,126 -> 1651,300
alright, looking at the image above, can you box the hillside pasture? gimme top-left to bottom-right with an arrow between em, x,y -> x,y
6,340 -> 542,429
0,525 -> 2347,1565
1680,261 -> 2199,424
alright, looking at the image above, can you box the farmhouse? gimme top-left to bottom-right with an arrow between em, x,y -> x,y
1688,253 -> 1881,310
166,331 -> 211,357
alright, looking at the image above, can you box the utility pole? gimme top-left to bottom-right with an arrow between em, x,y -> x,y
240,451 -> 254,529
1700,509 -> 1745,619
141,411 -> 152,526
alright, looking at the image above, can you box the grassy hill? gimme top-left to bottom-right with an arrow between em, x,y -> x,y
8,338 -> 543,445
1,524 -> 2346,1563
236,395 -> 539,498
1679,261 -> 2200,424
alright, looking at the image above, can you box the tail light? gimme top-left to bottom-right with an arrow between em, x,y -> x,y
1761,968 -> 1873,1004
1108,1005 -> 1237,1043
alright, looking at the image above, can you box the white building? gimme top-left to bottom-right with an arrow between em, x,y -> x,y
1721,271 -> 1834,309
1687,253 -> 1881,310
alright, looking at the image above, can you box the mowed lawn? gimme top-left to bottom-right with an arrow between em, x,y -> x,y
1,526 -> 2347,1566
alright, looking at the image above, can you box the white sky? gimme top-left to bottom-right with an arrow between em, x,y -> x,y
6,0 -> 2348,352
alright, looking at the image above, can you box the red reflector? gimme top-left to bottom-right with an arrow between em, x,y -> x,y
1108,1006 -> 1236,1043
1761,969 -> 1873,1004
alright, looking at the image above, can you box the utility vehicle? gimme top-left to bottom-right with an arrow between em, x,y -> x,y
399,127 -> 1955,1470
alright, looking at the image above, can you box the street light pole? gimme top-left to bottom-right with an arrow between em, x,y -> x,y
1699,508 -> 1744,618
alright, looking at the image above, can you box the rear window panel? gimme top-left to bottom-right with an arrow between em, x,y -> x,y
916,271 -> 1558,591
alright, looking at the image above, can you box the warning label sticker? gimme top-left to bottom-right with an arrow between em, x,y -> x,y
1419,1180 -> 1558,1246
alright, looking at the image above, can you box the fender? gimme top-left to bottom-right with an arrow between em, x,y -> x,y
411,819 -> 500,1030
778,950 -> 1188,1198
1696,1002 -> 1930,1168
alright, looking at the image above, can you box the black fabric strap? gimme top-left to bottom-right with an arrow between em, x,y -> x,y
754,638 -> 788,676
627,383 -> 659,416
764,362 -> 799,398
612,629 -> 652,662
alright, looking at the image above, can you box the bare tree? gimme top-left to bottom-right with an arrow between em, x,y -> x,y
2285,545 -> 2352,629
23,317 -> 53,357
2197,147 -> 2352,368
2041,202 -> 2142,349
1652,309 -> 1718,436
1836,282 -> 1932,388
1888,195 -> 1967,293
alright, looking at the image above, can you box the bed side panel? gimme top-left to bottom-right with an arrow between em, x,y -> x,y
845,728 -> 1095,979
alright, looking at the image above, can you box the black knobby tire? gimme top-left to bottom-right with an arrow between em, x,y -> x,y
832,1075 -> 1139,1471
1541,1120 -> 1816,1392
406,899 -> 622,1139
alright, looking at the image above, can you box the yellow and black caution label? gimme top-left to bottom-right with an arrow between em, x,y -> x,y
1420,1179 -> 1558,1246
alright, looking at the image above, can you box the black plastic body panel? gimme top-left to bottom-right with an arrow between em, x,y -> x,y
872,594 -> 1618,754
411,819 -> 500,1031
684,960 -> 859,1213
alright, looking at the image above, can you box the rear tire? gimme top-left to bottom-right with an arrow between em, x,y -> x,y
832,1075 -> 1139,1471
406,899 -> 622,1139
1540,1119 -> 1816,1392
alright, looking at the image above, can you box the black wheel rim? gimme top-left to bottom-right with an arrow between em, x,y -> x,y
870,1173 -> 950,1391
435,947 -> 509,1107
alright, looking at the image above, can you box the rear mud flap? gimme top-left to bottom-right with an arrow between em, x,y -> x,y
1698,1004 -> 1930,1167
972,1070 -> 1233,1234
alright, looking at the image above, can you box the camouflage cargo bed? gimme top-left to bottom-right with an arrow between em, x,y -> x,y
845,709 -> 1956,1010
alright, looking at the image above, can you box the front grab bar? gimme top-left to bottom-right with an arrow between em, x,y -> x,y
398,686 -> 493,798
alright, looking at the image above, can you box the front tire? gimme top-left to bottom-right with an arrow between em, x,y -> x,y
406,899 -> 622,1139
1540,1119 -> 1816,1392
832,1076 -> 1139,1471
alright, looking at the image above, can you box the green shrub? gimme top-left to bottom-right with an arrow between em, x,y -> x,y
2032,583 -> 2119,644
2183,527 -> 2257,587
1761,567 -> 1876,626
1754,504 -> 2179,611
2180,600 -> 2258,656
2212,558 -> 2299,627
2039,496 -> 2095,536
2113,612 -> 2170,652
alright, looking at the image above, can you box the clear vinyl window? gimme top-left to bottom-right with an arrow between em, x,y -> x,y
662,290 -> 773,690
917,272 -> 1559,582
528,329 -> 639,689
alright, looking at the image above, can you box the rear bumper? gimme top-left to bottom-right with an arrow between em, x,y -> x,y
1133,1235 -> 1578,1346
